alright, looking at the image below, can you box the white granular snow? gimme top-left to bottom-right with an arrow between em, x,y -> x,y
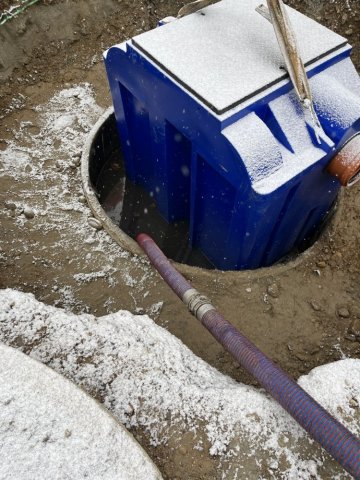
311,59 -> 360,132
133,0 -> 346,113
1,84 -> 101,174
0,343 -> 162,480
0,288 -> 359,479
223,112 -> 283,183
0,84 -> 152,313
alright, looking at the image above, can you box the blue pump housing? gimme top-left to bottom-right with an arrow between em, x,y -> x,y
104,0 -> 360,270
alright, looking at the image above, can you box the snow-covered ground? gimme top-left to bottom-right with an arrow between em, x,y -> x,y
1,288 -> 359,479
0,342 -> 162,480
0,84 -> 156,315
1,81 -> 359,480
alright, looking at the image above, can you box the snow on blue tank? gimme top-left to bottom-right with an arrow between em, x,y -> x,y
104,0 -> 360,270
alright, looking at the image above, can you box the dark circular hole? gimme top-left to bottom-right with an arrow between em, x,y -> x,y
89,112 -> 337,270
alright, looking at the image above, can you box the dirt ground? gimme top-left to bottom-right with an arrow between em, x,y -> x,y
0,1 -> 360,479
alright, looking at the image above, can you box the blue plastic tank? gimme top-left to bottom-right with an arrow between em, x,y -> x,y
104,0 -> 360,270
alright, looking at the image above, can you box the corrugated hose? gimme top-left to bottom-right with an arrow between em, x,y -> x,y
137,232 -> 360,479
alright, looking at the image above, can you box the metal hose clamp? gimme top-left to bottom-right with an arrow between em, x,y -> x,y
182,288 -> 215,321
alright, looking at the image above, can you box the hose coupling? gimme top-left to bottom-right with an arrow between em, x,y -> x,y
182,288 -> 215,321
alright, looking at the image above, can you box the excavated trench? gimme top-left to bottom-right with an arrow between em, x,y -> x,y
1,1 -> 360,479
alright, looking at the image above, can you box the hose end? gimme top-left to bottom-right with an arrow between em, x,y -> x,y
136,233 -> 151,245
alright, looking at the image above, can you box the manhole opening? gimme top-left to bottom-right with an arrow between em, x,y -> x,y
89,112 -> 336,271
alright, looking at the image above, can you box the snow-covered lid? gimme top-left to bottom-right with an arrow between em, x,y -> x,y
132,0 -> 347,115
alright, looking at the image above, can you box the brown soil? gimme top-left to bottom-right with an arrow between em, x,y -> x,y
0,1 -> 359,479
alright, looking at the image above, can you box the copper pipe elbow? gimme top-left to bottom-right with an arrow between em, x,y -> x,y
327,134 -> 360,187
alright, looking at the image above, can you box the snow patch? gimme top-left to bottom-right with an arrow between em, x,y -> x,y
0,83 -> 151,313
0,343 -> 162,480
0,288 -> 358,479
